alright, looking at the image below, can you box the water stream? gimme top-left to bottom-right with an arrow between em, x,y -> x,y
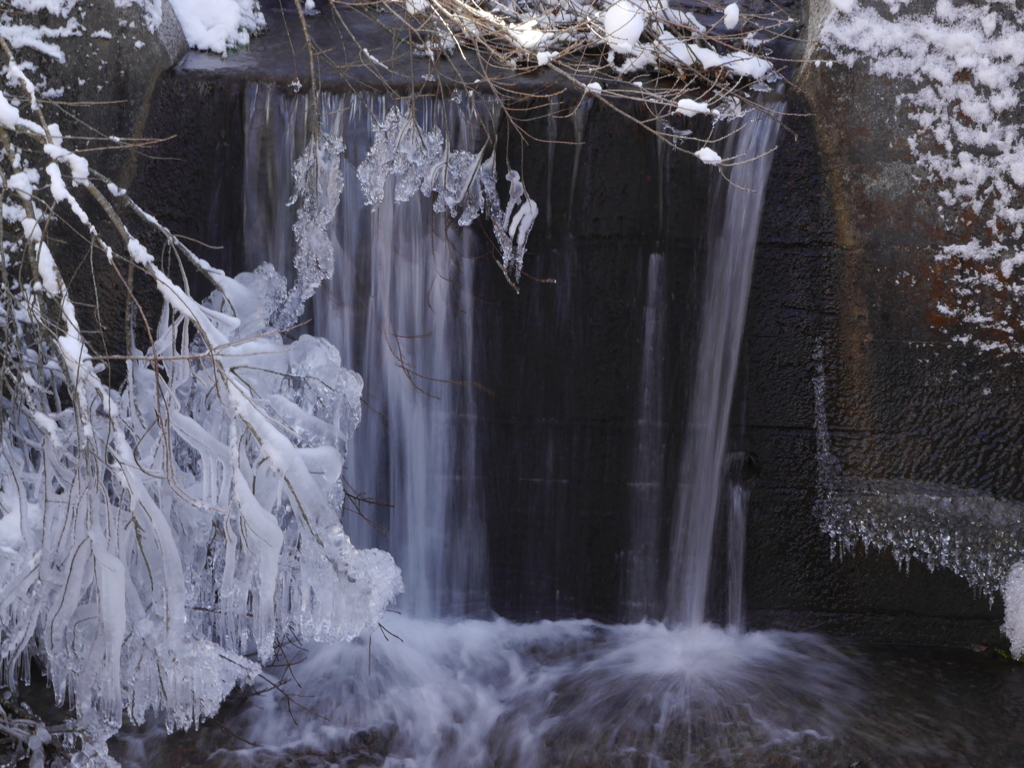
666,108 -> 782,627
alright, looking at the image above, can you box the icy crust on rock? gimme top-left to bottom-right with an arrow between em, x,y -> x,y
357,105 -> 537,288
818,476 -> 1024,599
812,348 -> 1023,624
822,1 -> 1024,353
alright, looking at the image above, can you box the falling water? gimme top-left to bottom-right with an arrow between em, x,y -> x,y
242,85 -> 494,616
666,105 -> 783,627
625,252 -> 669,620
726,469 -> 749,629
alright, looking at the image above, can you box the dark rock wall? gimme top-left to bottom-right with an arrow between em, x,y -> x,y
14,0 -> 188,385
742,99 -> 1004,645
473,102 -> 714,621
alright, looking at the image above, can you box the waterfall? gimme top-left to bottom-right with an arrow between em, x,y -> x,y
242,86 -> 782,625
114,91 -> 872,768
242,85 -> 494,617
665,105 -> 783,626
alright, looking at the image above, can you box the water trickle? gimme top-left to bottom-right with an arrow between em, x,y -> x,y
625,252 -> 669,621
666,105 -> 783,626
726,466 -> 750,629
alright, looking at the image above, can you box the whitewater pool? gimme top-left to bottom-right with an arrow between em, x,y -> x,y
110,617 -> 1024,768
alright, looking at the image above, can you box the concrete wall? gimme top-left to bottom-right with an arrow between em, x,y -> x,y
742,0 -> 1024,644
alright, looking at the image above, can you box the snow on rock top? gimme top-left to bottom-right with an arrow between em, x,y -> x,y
723,3 -> 739,30
168,0 -> 265,54
8,0 -> 78,16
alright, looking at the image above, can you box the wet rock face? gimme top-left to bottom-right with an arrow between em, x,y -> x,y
743,0 -> 1024,643
742,98 -> 1006,645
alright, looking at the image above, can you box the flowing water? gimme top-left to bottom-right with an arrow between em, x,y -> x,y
118,92 -> 879,766
665,109 -> 782,627
243,86 -> 494,617
624,252 -> 669,621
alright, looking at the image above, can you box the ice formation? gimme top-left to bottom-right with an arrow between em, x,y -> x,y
357,105 -> 537,288
1002,562 -> 1024,658
276,131 -> 346,329
813,340 -> 1024,639
0,43 -> 402,758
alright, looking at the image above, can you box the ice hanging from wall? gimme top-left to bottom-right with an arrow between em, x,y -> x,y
243,85 -> 498,617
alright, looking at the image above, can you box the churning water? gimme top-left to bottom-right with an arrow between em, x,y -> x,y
211,618 -> 860,768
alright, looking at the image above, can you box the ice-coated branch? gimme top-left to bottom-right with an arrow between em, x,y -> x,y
0,24 -> 403,759
356,105 -> 538,288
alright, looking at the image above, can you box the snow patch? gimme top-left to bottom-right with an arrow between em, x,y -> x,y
695,146 -> 722,165
824,2 -> 1024,354
723,3 -> 739,30
168,0 -> 265,54
603,0 -> 645,55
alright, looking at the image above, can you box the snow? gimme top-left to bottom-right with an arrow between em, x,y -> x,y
604,0 -> 645,55
695,146 -> 722,165
585,81 -> 602,93
167,0 -> 265,54
723,52 -> 773,79
46,161 -> 90,225
10,0 -> 77,13
0,19 -> 82,62
723,3 -> 739,30
823,2 -> 1024,247
0,91 -> 22,129
390,0 -> 776,105
676,97 -> 710,117
126,237 -> 154,265
822,1 -> 1024,358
